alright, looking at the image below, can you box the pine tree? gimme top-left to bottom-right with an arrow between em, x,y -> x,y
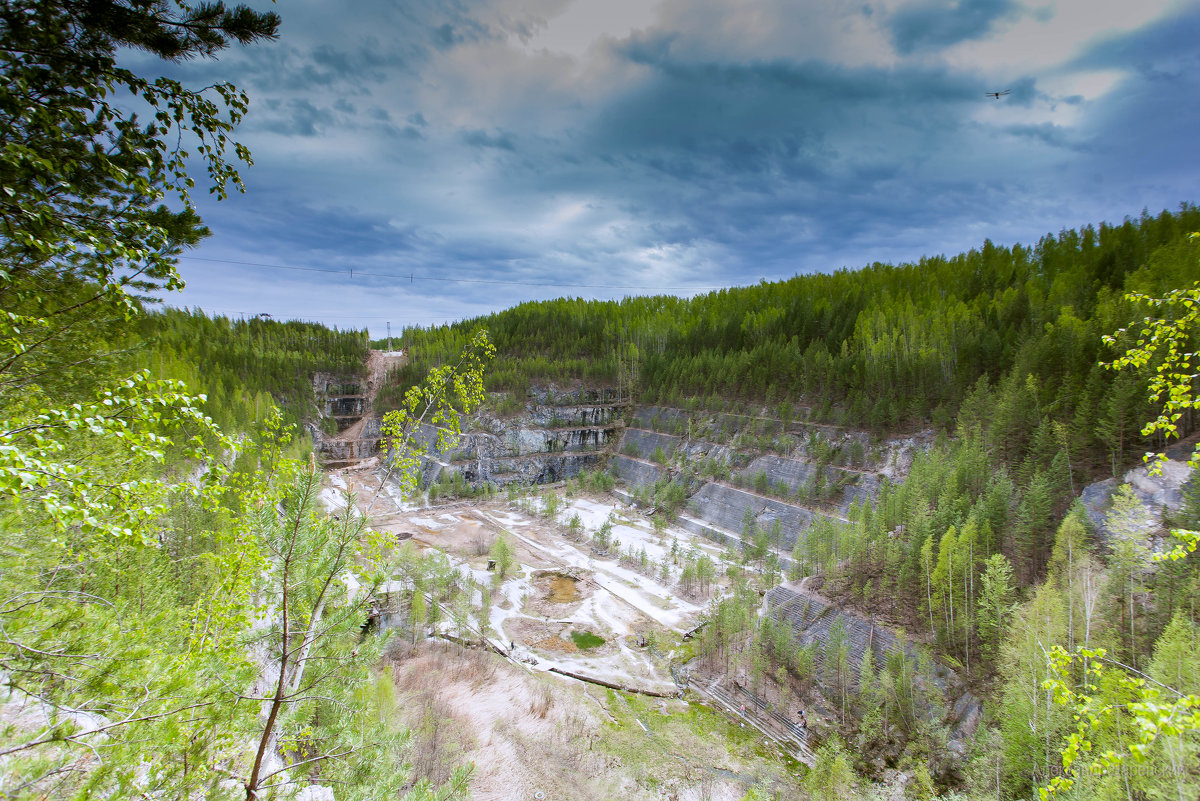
977,553 -> 1015,667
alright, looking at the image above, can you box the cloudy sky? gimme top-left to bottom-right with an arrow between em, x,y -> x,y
150,0 -> 1200,337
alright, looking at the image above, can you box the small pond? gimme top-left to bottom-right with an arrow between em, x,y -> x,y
547,574 -> 581,603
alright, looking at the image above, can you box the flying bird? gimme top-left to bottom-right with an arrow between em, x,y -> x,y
985,90 -> 1011,100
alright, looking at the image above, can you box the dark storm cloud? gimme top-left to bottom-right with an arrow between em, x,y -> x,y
550,38 -> 1028,271
256,98 -> 335,136
154,1 -> 1199,336
199,190 -> 423,258
888,0 -> 1023,54
596,41 -> 984,160
462,129 -> 518,151
1054,7 -> 1200,188
1067,6 -> 1200,73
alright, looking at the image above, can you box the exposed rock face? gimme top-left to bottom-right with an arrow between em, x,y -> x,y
611,454 -> 666,487
874,431 -> 936,480
621,428 -> 685,461
686,482 -> 820,551
737,454 -> 878,514
611,410 -> 933,570
407,391 -> 624,488
312,351 -> 405,467
1080,449 -> 1195,546
529,386 -> 623,405
316,416 -> 380,464
740,454 -> 829,492
469,417 -> 615,457
619,424 -> 739,465
312,372 -> 366,431
766,585 -> 982,750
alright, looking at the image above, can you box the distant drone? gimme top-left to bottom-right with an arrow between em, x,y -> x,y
985,90 -> 1011,100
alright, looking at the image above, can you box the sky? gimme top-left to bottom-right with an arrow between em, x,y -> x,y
146,0 -> 1200,338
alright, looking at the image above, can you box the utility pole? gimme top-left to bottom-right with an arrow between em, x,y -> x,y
387,321 -> 391,352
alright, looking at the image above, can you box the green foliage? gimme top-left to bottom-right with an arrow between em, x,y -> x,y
976,553 -> 1015,665
577,466 -> 615,493
0,369 -> 226,538
381,209 -> 1200,445
429,469 -> 493,502
1041,643 -> 1200,799
1038,254 -> 1200,799
489,533 -> 515,581
1104,259 -> 1200,561
0,0 -> 278,411
140,309 -> 369,429
592,517 -> 614,554
804,735 -> 857,800
570,630 -> 605,649
377,329 -> 494,502
0,2 -> 480,798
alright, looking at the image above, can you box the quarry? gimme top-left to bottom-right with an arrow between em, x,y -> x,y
308,355 -> 980,796
9,5 -> 1198,796
297,343 -> 1200,798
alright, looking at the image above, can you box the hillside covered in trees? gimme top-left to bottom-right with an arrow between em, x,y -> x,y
387,207 -> 1198,461
138,308 -> 369,429
3,0 -> 1198,796
375,209 -> 1200,799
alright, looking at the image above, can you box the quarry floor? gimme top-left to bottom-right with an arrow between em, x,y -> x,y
383,638 -> 807,801
322,466 -> 824,799
328,465 -> 731,693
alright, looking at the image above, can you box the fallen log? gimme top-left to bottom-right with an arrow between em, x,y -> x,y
547,666 -> 680,698
432,631 -> 509,657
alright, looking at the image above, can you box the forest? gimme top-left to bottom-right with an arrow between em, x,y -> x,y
138,308 -> 369,429
383,207 -> 1199,448
380,209 -> 1200,800
0,2 -> 463,799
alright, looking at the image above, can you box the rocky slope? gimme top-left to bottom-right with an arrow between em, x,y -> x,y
416,386 -> 625,487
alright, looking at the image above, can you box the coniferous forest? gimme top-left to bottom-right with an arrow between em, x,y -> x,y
376,207 -> 1200,800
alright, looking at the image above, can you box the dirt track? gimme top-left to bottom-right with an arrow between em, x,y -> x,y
328,348 -> 406,446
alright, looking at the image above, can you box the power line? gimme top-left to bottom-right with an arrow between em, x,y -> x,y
176,255 -> 728,292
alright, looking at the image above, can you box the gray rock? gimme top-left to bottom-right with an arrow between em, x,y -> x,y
612,454 -> 666,487
1079,457 -> 1194,548
766,586 -> 982,744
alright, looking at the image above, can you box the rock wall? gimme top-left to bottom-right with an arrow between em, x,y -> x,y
525,405 -> 620,429
469,420 -> 616,457
620,428 -> 684,461
529,386 -> 623,405
613,413 -> 886,559
314,417 -> 381,463
1080,446 -> 1195,547
766,585 -> 981,750
621,425 -> 738,465
631,405 -> 694,433
311,369 -> 377,466
403,396 -> 625,488
457,451 -> 607,486
736,454 -> 881,515
611,454 -> 666,486
739,454 -> 828,491
686,483 -> 823,552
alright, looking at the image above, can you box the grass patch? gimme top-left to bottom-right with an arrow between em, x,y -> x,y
570,630 -> 605,649
592,689 -> 806,798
